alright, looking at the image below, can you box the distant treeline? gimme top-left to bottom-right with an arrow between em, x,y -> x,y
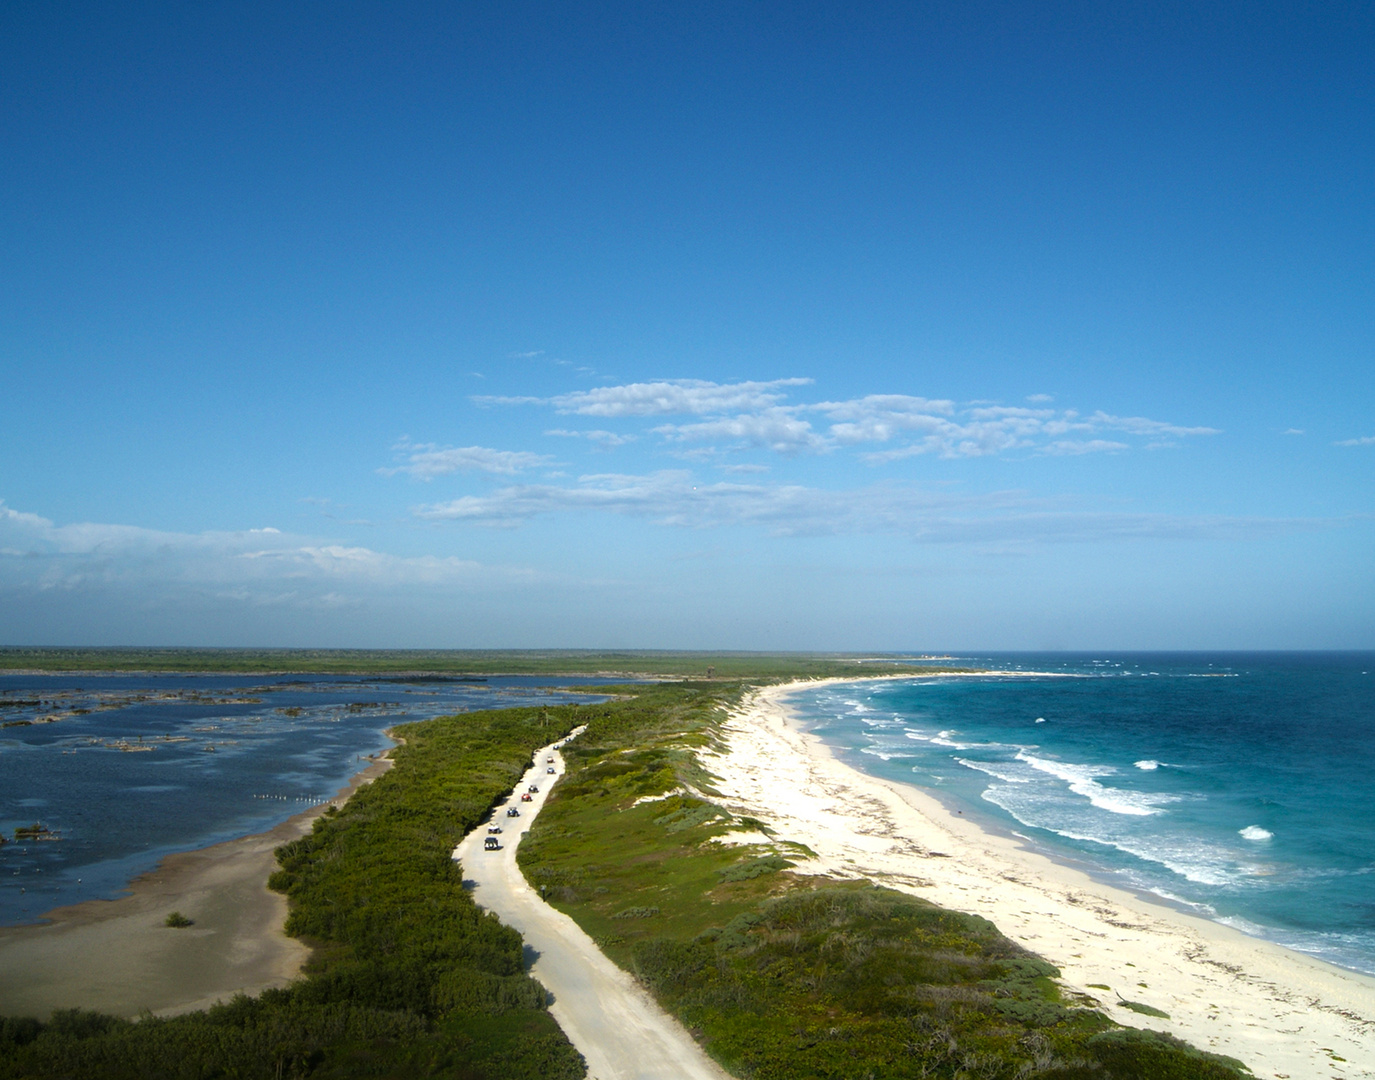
0,705 -> 590,1080
0,646 -> 950,679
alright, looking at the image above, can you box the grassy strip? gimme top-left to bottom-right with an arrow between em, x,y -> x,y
0,646 -> 962,679
518,683 -> 1253,1080
0,706 -> 589,1080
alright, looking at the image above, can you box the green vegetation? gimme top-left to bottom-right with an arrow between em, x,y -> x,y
163,911 -> 193,929
1117,1001 -> 1171,1020
0,704 -> 590,1080
0,677 -> 1250,1079
518,683 -> 1253,1079
0,646 -> 963,679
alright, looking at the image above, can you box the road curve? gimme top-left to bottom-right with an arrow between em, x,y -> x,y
452,731 -> 732,1080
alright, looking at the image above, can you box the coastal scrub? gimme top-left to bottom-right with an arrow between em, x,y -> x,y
0,704 -> 590,1080
518,682 -> 1253,1079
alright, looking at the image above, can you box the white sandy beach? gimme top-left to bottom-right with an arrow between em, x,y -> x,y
703,681 -> 1375,1080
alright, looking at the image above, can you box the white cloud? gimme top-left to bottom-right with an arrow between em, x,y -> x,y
545,429 -> 637,447
652,408 -> 828,455
1040,439 -> 1131,456
815,395 -> 956,446
0,501 -> 534,602
1337,435 -> 1375,447
469,377 -> 1219,463
380,442 -> 554,479
1283,428 -> 1305,436
409,473 -> 1324,543
1088,412 -> 1221,438
413,471 -> 997,534
477,378 -> 813,417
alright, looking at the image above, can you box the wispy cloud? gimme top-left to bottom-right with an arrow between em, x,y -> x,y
1087,412 -> 1220,438
476,378 -> 813,417
379,441 -> 554,479
409,471 -> 1324,543
0,501 -> 534,603
653,408 -> 828,455
1040,439 -> 1131,456
1283,428 -> 1305,436
1337,435 -> 1375,447
472,378 -> 1218,463
545,429 -> 636,447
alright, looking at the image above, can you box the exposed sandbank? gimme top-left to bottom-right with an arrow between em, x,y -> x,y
0,752 -> 393,1020
704,681 -> 1375,1080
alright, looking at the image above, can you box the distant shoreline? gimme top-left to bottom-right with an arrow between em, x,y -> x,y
0,747 -> 394,1019
0,646 -> 976,681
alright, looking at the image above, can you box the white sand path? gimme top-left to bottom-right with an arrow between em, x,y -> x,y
452,729 -> 732,1080
700,682 -> 1375,1080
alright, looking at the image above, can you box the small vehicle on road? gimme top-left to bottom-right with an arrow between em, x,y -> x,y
487,825 -> 502,834
547,756 -> 554,763
547,766 -> 556,774
520,793 -> 533,802
506,807 -> 520,817
484,836 -> 500,850
528,785 -> 539,793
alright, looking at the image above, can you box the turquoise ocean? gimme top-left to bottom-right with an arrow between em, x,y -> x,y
788,653 -> 1375,976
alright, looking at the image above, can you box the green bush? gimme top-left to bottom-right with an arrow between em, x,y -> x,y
717,855 -> 793,882
611,906 -> 660,919
0,704 -> 592,1080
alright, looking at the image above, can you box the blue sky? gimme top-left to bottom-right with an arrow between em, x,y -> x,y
2,1 -> 1372,649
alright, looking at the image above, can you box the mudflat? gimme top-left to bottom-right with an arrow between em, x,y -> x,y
0,754 -> 392,1020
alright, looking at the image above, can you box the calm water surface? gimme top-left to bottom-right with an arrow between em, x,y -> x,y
0,673 -> 614,925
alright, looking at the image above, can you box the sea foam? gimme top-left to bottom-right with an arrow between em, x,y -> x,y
1015,751 -> 1174,816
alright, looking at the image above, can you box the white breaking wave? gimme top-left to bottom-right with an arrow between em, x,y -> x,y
1015,751 -> 1177,816
1134,760 -> 1160,770
859,746 -> 914,761
956,758 -> 1030,783
858,715 -> 905,728
1239,825 -> 1273,841
979,787 -> 1239,886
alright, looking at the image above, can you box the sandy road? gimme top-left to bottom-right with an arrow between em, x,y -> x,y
452,731 -> 731,1080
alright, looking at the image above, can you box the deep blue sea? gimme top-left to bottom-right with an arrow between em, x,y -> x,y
790,653 -> 1375,976
0,673 -> 614,926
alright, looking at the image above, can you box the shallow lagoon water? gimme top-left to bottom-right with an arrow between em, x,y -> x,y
790,652 -> 1375,976
0,673 -> 613,925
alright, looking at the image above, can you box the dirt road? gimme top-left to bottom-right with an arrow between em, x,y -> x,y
452,732 -> 731,1080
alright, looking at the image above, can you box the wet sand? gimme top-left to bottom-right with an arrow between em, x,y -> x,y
0,753 -> 393,1020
